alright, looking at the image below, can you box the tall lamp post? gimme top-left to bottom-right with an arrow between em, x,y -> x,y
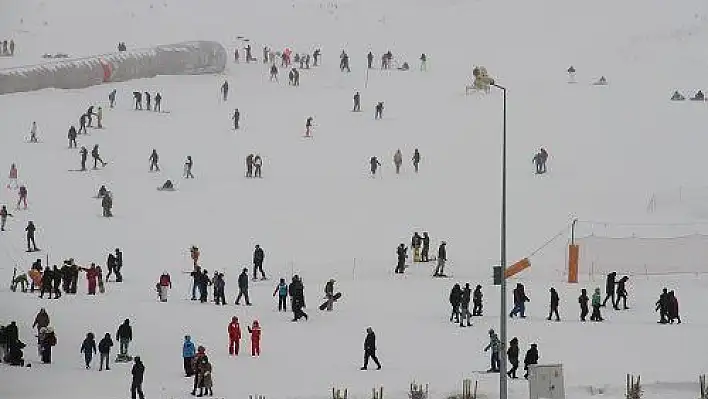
490,81 -> 508,399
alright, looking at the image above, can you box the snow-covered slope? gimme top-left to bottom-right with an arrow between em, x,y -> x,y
2,0 -> 708,398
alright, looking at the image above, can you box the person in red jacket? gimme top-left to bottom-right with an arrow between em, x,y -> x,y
228,316 -> 241,355
248,320 -> 261,357
85,263 -> 98,295
158,272 -> 171,302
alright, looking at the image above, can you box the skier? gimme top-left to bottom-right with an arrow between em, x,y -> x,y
228,316 -> 241,356
273,278 -> 288,311
183,335 -> 195,376
98,333 -> 113,370
253,155 -> 263,178
68,126 -> 78,148
473,285 -> 483,316
547,287 -> 560,321
8,163 -> 18,189
29,121 -> 38,143
579,288 -> 589,322
109,89 -> 116,108
374,102 -> 384,119
154,93 -> 162,112
370,156 -> 381,177
232,108 -> 240,130
420,232 -> 430,262
116,319 -> 132,359
221,80 -> 229,101
130,357 -> 145,399
247,320 -> 261,356
509,283 -> 529,318
507,337 -> 520,378
246,154 -> 254,178
149,149 -> 159,172
484,329 -> 500,373
393,149 -> 403,174
144,92 -> 151,111
361,327 -> 381,370
459,283 -> 472,327
26,221 -> 37,251
523,344 -> 539,379
96,107 -> 103,128
133,91 -> 142,110
353,92 -> 361,112
449,284 -> 462,323
270,64 -> 278,82
101,191 -> 113,217
183,156 -> 194,178
253,244 -> 266,280
81,332 -> 97,369
1,205 -> 13,231
590,288 -> 603,321
157,272 -> 171,302
667,291 -> 681,324
656,288 -> 669,324
367,51 -> 374,69
79,113 -> 88,134
395,243 -> 407,274
602,271 -> 617,307
433,241 -> 447,277
17,185 -> 27,210
92,144 -> 107,168
235,268 -> 251,305
614,275 -> 629,310
305,117 -> 313,137
420,53 -> 427,71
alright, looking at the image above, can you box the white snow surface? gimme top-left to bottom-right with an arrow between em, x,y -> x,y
2,0 -> 708,398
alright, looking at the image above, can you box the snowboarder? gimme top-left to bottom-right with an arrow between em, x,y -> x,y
484,329 -> 500,373
449,283 -> 462,323
116,319 -> 132,359
361,327 -> 381,370
273,278 -> 288,311
68,126 -> 78,148
433,241 -> 447,277
579,288 -> 589,321
420,53 -> 427,71
253,155 -> 263,178
228,316 -> 241,356
547,287 -> 560,321
133,91 -> 142,110
507,337 -> 520,378
101,191 -> 113,217
246,154 -> 254,178
29,122 -> 38,143
509,283 -> 529,318
395,243 -> 407,274
109,89 -> 116,108
523,344 -> 539,379
393,149 -> 403,174
130,357 -> 145,399
1,205 -> 13,231
157,272 -> 171,302
183,335 -> 195,376
221,80 -> 229,101
232,108 -> 240,130
184,156 -> 194,178
154,92 -> 162,112
614,275 -> 629,310
26,221 -> 37,251
353,92 -> 361,112
459,283 -> 472,327
370,156 -> 381,176
149,149 -> 159,172
81,332 -> 97,369
144,92 -> 151,111
92,144 -> 106,168
591,288 -> 603,321
98,333 -> 113,370
367,51 -> 374,69
374,102 -> 384,119
253,244 -> 265,280
602,271 -> 617,307
323,279 -> 337,311
248,320 -> 261,356
235,268 -> 251,305
17,185 -> 28,210
656,288 -> 669,324
473,285 -> 483,316
305,117 -> 313,137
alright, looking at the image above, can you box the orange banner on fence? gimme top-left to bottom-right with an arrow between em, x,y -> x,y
567,244 -> 579,283
505,258 -> 531,279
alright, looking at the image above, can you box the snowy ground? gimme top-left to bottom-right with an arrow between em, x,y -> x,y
2,0 -> 708,398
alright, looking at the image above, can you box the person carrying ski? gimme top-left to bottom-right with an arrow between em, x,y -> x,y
253,244 -> 265,280
507,337 -> 519,378
393,149 -> 403,174
433,241 -> 447,277
547,287 -> 560,321
235,268 -> 251,305
247,320 -> 261,356
523,344 -> 539,379
273,278 -> 288,311
578,288 -> 589,322
149,149 -> 159,172
228,316 -> 241,355
484,329 -> 500,373
370,156 -> 381,176
80,332 -> 97,369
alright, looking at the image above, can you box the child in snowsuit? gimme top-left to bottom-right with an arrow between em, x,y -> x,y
248,320 -> 261,356
228,316 -> 241,355
273,278 -> 288,311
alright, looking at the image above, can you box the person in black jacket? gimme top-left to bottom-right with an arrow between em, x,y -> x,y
235,268 -> 251,305
421,232 -> 430,262
547,287 -> 560,321
433,242 -> 447,277
26,221 -> 38,252
578,288 -> 589,322
131,356 -> 145,399
509,283 -> 529,318
473,285 -> 483,316
98,333 -> 113,370
656,288 -> 669,324
459,283 -> 472,327
602,271 -> 617,307
360,327 -> 381,370
506,337 -> 520,378
523,344 -> 539,379
114,248 -> 124,282
40,266 -> 53,299
614,276 -> 629,310
81,332 -> 96,369
289,275 -> 309,321
253,245 -> 266,280
117,319 -> 132,358
395,244 -> 407,274
449,284 -> 462,323
52,265 -> 62,299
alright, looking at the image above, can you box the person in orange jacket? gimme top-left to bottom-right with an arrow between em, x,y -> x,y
248,320 -> 261,357
227,316 -> 241,355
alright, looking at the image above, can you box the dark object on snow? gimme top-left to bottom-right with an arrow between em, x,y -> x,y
157,180 -> 175,191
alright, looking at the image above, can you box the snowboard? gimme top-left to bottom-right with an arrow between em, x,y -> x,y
433,273 -> 452,278
115,354 -> 133,363
319,292 -> 342,310
26,248 -> 41,253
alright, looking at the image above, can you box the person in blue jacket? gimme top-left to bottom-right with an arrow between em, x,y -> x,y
273,278 -> 288,311
183,335 -> 196,376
